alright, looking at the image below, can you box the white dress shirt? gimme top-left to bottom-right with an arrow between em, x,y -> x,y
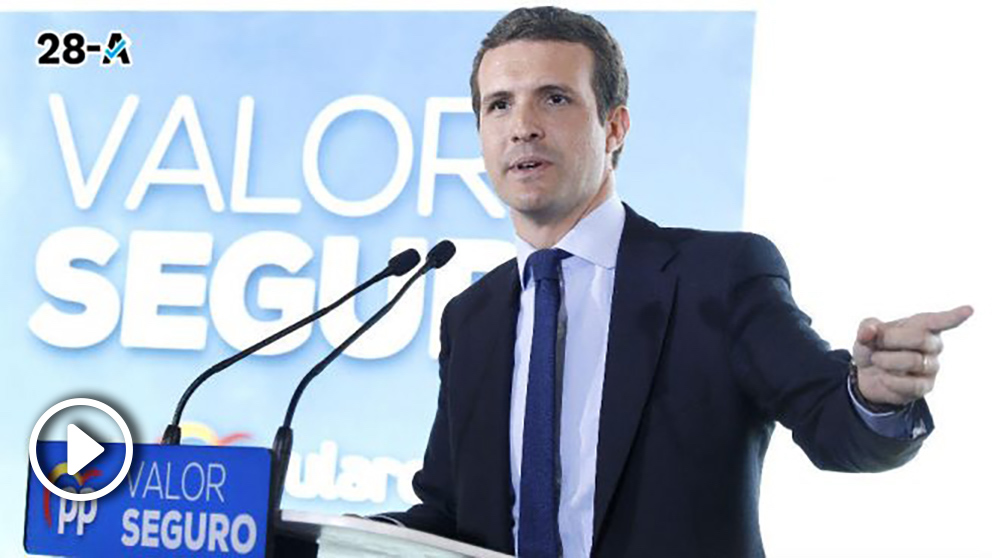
510,192 -> 625,558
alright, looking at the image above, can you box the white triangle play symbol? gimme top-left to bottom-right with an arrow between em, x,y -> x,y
67,424 -> 105,476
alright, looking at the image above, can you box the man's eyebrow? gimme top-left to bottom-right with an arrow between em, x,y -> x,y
536,83 -> 577,97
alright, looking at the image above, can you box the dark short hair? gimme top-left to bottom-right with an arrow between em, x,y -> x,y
470,6 -> 630,168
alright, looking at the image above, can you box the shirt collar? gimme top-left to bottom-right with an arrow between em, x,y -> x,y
515,191 -> 626,287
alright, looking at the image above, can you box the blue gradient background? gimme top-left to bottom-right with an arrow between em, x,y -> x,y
0,12 -> 754,554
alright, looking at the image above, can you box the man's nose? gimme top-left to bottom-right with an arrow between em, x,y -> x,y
511,105 -> 544,143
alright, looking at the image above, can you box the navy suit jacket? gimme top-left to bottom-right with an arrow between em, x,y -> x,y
387,205 -> 932,557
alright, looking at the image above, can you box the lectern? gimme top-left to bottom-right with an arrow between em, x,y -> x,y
275,511 -> 514,558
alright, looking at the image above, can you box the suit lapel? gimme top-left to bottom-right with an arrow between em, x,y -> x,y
593,206 -> 679,546
451,260 -> 520,552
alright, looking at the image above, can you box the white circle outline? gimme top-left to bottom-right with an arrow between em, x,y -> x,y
28,398 -> 134,502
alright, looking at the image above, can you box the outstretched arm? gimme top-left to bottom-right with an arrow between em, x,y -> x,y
727,234 -> 955,472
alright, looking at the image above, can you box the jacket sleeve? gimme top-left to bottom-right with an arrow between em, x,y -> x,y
726,233 -> 933,472
373,303 -> 458,537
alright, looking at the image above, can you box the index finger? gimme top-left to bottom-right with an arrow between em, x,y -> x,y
906,305 -> 974,333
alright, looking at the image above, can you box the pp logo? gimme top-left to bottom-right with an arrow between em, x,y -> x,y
43,462 -> 101,535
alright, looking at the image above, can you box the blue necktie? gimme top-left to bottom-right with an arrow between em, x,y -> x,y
519,248 -> 569,558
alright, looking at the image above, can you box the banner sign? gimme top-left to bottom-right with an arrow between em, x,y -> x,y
26,442 -> 271,557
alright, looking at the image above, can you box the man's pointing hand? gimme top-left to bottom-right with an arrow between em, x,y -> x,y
852,305 -> 974,407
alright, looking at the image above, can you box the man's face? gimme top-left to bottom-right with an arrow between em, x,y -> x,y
477,40 -> 616,225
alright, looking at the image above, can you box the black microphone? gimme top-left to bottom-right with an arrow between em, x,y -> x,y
160,248 -> 421,445
424,239 -> 456,270
269,240 -> 456,512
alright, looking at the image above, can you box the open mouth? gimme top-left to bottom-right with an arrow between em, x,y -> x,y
510,159 -> 549,173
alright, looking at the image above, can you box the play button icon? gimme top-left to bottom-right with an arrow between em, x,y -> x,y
28,397 -> 133,502
67,424 -> 106,475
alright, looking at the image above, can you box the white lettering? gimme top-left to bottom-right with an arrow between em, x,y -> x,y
160,510 -> 183,550
207,464 -> 226,503
76,491 -> 98,536
184,511 -> 207,551
119,509 -> 252,552
210,231 -> 315,355
163,463 -> 181,501
284,441 -> 421,505
208,513 -> 230,552
316,441 -> 340,500
57,491 -> 77,535
120,230 -> 213,350
285,453 -> 316,500
367,457 -> 398,504
286,440 -> 337,500
418,97 -> 505,218
318,237 -> 426,358
397,460 -> 422,505
28,227 -> 121,348
231,96 -> 301,214
303,95 -> 413,216
127,461 -> 145,498
121,508 -> 140,546
50,93 -> 138,210
182,462 -> 205,501
142,462 -> 163,500
127,95 -> 225,212
336,455 -> 375,503
140,509 -> 161,548
28,227 -> 472,355
230,514 -> 257,555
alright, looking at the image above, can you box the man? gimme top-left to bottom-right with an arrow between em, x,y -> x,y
380,7 -> 973,557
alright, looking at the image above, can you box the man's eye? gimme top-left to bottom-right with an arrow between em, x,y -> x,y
548,94 -> 568,105
488,99 -> 508,112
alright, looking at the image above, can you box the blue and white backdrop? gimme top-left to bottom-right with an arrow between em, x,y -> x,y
1,3 -> 988,557
1,8 -> 753,550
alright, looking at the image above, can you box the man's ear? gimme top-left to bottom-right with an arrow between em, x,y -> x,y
605,105 -> 630,160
